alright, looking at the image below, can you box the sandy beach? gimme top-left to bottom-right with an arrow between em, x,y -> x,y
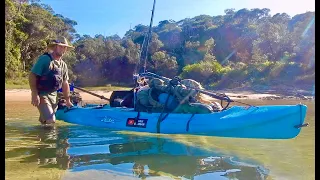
5,89 -> 112,102
5,88 -> 282,102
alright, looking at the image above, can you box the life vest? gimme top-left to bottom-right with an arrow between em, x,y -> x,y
36,53 -> 63,93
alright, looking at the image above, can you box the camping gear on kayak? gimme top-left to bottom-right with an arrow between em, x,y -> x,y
139,72 -> 253,108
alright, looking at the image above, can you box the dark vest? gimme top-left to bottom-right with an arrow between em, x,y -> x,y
36,53 -> 63,93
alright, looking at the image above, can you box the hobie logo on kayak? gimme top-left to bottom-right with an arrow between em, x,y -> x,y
100,116 -> 117,123
126,118 -> 148,128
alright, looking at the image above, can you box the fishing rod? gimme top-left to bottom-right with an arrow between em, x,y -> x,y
70,84 -> 110,101
141,0 -> 156,73
138,72 -> 254,107
132,0 -> 157,108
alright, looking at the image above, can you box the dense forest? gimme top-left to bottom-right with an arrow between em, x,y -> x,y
5,0 -> 315,90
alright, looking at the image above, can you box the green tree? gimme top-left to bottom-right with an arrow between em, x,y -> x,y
151,51 -> 178,77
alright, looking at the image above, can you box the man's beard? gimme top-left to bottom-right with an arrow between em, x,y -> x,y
56,52 -> 64,56
54,51 -> 64,57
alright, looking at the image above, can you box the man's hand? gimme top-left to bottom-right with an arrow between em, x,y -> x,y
65,99 -> 74,108
62,80 -> 73,108
31,92 -> 40,107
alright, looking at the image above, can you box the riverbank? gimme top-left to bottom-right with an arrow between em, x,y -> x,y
216,85 -> 314,101
5,87 -> 314,102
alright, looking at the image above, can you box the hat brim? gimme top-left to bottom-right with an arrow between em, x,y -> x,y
48,43 -> 74,49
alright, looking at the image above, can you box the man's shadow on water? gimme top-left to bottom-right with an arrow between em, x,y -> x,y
5,125 -> 270,179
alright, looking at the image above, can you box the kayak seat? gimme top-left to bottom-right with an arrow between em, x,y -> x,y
110,90 -> 134,108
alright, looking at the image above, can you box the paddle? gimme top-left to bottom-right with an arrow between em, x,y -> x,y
138,72 -> 254,107
70,84 -> 110,101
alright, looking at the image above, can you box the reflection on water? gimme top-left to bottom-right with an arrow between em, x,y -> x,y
6,124 -> 269,180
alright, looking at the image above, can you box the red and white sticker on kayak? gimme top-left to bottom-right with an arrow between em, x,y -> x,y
126,118 -> 148,128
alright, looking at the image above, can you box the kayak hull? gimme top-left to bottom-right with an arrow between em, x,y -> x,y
56,104 -> 308,139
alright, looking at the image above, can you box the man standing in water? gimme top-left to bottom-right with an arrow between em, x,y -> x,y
29,36 -> 74,124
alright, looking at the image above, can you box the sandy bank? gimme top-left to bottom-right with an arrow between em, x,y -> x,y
5,88 -> 288,102
5,89 -> 112,102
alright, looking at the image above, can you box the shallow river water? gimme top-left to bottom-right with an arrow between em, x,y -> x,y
5,99 -> 314,180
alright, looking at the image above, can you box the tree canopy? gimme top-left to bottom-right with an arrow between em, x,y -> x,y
5,0 -> 315,90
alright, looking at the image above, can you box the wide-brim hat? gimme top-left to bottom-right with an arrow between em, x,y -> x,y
47,36 -> 74,50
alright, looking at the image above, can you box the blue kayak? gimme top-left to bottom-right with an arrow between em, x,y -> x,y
56,103 -> 308,139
